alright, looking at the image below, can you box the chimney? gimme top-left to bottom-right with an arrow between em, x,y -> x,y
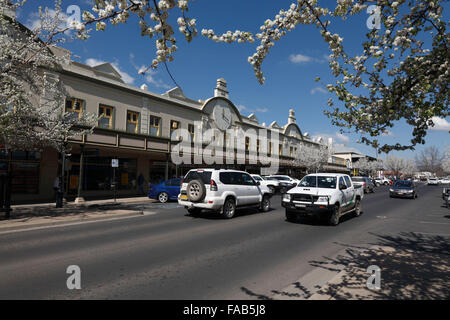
214,78 -> 229,99
288,109 -> 296,124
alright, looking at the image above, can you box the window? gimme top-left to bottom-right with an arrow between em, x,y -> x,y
290,146 -> 293,157
126,111 -> 139,133
98,105 -> 113,129
279,144 -> 283,156
150,116 -> 161,136
257,140 -> 261,153
299,176 -> 337,189
170,120 -> 180,139
245,137 -> 250,152
188,124 -> 195,142
268,142 -> 272,156
65,98 -> 83,119
344,176 -> 352,187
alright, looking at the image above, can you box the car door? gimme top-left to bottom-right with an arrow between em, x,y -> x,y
168,178 -> 182,199
338,177 -> 348,208
344,176 -> 355,208
239,173 -> 260,205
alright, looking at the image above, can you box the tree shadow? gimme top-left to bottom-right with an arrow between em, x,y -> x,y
240,232 -> 450,300
309,232 -> 450,299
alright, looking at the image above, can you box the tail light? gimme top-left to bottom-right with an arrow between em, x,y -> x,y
363,183 -> 366,188
211,179 -> 218,191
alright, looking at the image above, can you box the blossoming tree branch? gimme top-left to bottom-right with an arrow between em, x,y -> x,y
4,0 -> 450,153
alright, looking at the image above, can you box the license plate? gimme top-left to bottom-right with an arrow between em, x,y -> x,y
295,204 -> 306,208
180,195 -> 188,200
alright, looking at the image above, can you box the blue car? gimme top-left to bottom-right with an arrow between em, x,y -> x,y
148,178 -> 182,203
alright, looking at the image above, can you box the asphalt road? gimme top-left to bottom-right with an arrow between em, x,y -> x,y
0,184 -> 448,299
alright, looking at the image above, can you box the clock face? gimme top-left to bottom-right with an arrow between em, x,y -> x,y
212,100 -> 232,130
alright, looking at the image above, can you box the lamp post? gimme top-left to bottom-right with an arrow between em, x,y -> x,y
75,144 -> 85,204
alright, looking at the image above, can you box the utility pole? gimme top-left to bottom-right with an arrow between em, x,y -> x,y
75,144 -> 85,204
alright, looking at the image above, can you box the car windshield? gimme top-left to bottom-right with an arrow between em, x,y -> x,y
395,181 -> 412,187
184,170 -> 212,184
299,176 -> 337,189
272,176 -> 290,181
252,176 -> 262,181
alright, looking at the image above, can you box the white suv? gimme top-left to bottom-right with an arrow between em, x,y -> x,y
178,169 -> 272,219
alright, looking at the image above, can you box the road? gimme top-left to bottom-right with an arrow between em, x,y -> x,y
0,184 -> 448,299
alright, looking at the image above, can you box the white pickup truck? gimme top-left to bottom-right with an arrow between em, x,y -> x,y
282,173 -> 364,226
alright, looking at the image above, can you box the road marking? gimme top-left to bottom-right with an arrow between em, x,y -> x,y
411,232 -> 450,237
0,213 -> 144,236
376,216 -> 387,219
419,221 -> 450,225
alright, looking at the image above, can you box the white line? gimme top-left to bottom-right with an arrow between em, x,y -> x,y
411,232 -> 450,237
0,214 -> 144,236
419,221 -> 450,225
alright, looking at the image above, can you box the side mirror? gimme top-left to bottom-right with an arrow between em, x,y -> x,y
256,181 -> 260,186
340,184 -> 347,190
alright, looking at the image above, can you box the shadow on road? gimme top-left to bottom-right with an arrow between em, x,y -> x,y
307,232 -> 450,299
241,232 -> 450,300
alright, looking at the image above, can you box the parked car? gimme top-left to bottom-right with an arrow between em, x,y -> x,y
427,177 -> 439,185
389,180 -> 418,199
148,178 -> 182,203
438,177 -> 450,185
351,176 -> 375,193
178,169 -> 272,219
266,175 -> 298,193
251,174 -> 279,194
282,173 -> 364,226
375,177 -> 392,185
443,187 -> 450,208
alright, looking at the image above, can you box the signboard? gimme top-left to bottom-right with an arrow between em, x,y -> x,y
111,159 -> 119,168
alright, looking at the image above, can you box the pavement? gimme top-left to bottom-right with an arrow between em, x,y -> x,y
0,184 -> 448,299
0,196 -> 156,233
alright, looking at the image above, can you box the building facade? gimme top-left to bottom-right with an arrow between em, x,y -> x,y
4,48 -> 347,204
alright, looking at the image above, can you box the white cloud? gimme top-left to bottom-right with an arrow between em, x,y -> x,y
144,72 -> 171,90
310,87 -> 327,95
335,132 -> 350,143
85,58 -> 135,85
429,117 -> 450,132
236,105 -> 268,114
382,129 -> 395,137
289,53 -> 313,64
313,132 -> 350,144
289,53 -> 329,64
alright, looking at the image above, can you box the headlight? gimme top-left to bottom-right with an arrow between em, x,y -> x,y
407,190 -> 413,193
283,194 -> 292,201
317,196 -> 329,202
389,189 -> 394,192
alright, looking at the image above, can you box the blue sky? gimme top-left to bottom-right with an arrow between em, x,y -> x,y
16,0 -> 449,160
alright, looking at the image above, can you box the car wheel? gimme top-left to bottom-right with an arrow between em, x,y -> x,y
260,195 -> 271,212
158,192 -> 169,203
223,198 -> 236,219
285,210 -> 298,222
187,207 -> 202,215
354,199 -> 362,217
329,205 -> 340,226
187,179 -> 206,202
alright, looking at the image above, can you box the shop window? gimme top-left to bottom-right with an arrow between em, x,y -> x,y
98,105 -> 114,129
126,111 -> 139,133
188,124 -> 195,142
150,116 -> 161,137
170,120 -> 180,139
65,98 -> 83,120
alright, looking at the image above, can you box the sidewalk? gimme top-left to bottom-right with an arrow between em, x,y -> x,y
0,196 -> 156,233
308,239 -> 450,300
